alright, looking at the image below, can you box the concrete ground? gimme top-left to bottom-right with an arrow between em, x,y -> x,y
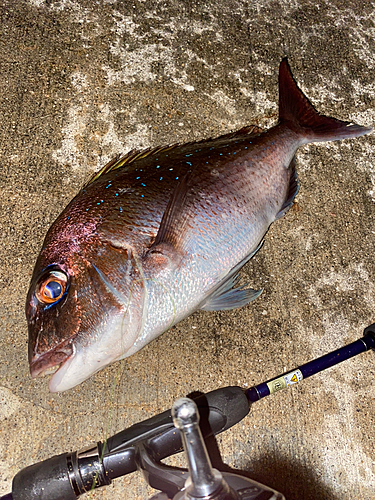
0,0 -> 374,499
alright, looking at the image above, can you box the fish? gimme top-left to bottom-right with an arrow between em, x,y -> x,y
26,58 -> 372,392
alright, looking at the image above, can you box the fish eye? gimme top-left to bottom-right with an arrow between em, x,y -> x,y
36,270 -> 68,305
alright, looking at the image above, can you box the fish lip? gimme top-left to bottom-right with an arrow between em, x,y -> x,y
29,343 -> 74,379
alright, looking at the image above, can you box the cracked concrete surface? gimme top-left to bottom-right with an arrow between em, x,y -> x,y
0,1 -> 374,499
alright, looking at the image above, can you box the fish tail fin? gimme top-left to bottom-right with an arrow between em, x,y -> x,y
279,58 -> 372,143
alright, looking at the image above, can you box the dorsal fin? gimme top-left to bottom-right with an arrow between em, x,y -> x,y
217,125 -> 263,139
83,144 -> 178,187
83,125 -> 264,188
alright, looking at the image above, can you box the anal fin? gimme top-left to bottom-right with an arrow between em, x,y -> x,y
201,274 -> 262,311
275,156 -> 300,220
201,240 -> 264,312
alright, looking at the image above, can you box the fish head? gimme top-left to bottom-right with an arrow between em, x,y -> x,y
26,229 -> 145,392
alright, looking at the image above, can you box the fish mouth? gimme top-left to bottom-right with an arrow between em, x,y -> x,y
29,343 -> 74,379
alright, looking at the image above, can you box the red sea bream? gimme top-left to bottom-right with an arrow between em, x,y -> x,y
26,59 -> 372,392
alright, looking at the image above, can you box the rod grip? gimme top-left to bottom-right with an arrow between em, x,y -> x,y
12,453 -> 77,500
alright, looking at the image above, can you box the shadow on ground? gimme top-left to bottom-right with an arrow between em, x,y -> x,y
206,434 -> 337,500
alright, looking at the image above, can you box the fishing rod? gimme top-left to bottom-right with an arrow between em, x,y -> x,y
2,323 -> 374,500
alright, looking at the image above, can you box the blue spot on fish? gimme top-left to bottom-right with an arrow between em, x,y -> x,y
156,165 -> 160,169
185,153 -> 193,157
160,177 -> 163,180
141,183 -> 146,186
186,161 -> 192,166
136,176 -> 140,179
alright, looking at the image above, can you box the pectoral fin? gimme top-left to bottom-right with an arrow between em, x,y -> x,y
143,170 -> 192,274
152,169 -> 192,251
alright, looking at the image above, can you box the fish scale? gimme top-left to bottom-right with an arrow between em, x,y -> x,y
135,130 -> 295,351
26,58 -> 372,392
